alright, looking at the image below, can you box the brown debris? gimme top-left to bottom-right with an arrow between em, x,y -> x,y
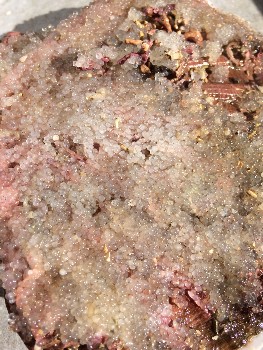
226,42 -> 242,66
253,52 -> 263,85
216,55 -> 231,67
161,14 -> 173,33
125,38 -> 143,46
228,67 -> 251,83
1,31 -> 22,45
140,64 -> 151,74
202,83 -> 247,101
143,5 -> 176,17
184,29 -> 204,46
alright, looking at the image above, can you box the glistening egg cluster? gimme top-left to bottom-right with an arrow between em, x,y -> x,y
0,1 -> 262,349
